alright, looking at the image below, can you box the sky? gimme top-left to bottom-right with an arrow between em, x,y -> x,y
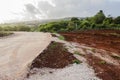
0,0 -> 120,23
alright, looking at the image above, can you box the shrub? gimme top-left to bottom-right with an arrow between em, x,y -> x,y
58,35 -> 65,40
73,59 -> 82,64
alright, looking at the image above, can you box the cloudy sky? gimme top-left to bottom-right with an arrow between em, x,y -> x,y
0,0 -> 120,23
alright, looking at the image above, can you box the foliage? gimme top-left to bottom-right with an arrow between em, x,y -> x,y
114,16 -> 120,24
0,31 -> 13,37
74,51 -> 85,56
58,35 -> 65,40
73,59 -> 82,64
0,10 -> 120,32
93,10 -> 106,24
0,26 -> 31,31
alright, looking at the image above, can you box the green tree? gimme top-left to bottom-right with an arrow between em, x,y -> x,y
93,10 -> 106,24
67,21 -> 75,31
70,17 -> 80,30
114,16 -> 120,24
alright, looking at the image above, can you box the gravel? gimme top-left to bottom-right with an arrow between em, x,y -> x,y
25,63 -> 101,80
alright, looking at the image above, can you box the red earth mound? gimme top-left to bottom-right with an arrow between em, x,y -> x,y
30,41 -> 77,69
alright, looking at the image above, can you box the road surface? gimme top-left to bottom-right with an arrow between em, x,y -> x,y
0,32 -> 52,80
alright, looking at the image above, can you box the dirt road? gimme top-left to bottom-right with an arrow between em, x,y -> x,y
0,32 -> 52,79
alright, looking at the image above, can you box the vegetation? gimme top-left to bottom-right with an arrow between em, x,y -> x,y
58,35 -> 65,40
37,10 -> 120,33
73,59 -> 82,64
0,10 -> 120,32
0,31 -> 13,37
99,60 -> 107,64
0,26 -> 31,31
74,51 -> 85,56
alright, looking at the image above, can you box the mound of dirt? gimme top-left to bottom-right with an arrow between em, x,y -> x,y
30,41 -> 77,69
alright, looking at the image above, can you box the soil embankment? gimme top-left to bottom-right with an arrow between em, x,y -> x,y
30,41 -> 77,69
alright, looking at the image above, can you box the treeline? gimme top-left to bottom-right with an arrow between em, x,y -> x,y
37,10 -> 120,32
0,26 -> 32,31
0,10 -> 120,32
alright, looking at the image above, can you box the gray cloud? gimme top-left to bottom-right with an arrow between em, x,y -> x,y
25,4 -> 41,14
23,0 -> 120,20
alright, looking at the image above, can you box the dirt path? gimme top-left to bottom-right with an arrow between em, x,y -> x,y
0,32 -> 52,80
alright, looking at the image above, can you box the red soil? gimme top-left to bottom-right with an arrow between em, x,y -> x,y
60,29 -> 120,80
30,41 -> 77,69
86,54 -> 120,80
60,29 -> 120,54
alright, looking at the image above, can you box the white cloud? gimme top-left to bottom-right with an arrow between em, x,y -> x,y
0,0 -> 119,23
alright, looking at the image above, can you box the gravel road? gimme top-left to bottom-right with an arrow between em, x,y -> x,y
0,32 -> 51,80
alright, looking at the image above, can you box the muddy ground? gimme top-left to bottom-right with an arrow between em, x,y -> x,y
60,29 -> 120,80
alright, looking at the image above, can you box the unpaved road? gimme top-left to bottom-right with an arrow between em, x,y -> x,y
0,32 -> 51,79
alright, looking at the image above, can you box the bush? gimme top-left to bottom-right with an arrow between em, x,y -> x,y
1,26 -> 31,31
73,59 -> 82,64
0,31 -> 13,37
58,35 -> 65,40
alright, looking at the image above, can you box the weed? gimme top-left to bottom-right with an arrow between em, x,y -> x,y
73,59 -> 82,64
62,46 -> 68,52
74,51 -> 85,56
58,35 -> 65,40
0,31 -> 13,37
99,60 -> 106,64
91,48 -> 96,53
50,42 -> 58,49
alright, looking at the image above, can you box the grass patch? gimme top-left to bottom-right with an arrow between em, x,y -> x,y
74,51 -> 85,56
73,59 -> 82,64
0,31 -> 13,37
58,35 -> 65,40
99,60 -> 106,64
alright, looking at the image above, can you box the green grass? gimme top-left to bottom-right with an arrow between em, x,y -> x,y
58,35 -> 65,40
73,59 -> 82,64
74,51 -> 85,56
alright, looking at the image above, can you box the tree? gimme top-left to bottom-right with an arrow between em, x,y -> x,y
93,10 -> 106,24
67,21 -> 75,31
71,17 -> 79,22
114,16 -> 120,24
103,17 -> 113,25
70,17 -> 79,30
